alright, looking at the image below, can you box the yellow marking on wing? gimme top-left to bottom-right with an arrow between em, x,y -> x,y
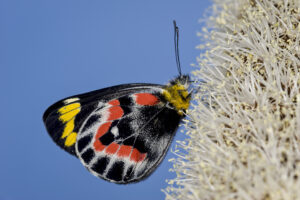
58,103 -> 81,147
61,119 -> 75,139
58,103 -> 81,122
58,103 -> 80,114
65,132 -> 77,147
162,83 -> 190,115
59,108 -> 80,122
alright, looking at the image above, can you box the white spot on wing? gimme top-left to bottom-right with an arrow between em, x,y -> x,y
111,126 -> 119,137
64,97 -> 80,104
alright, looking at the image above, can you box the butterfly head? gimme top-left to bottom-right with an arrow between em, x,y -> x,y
163,75 -> 191,115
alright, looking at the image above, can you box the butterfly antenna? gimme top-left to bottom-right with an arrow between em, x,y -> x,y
173,20 -> 182,77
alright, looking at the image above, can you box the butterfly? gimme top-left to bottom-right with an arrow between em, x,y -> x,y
43,21 -> 192,184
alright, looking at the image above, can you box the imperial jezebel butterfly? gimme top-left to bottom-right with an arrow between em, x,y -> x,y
43,21 -> 191,184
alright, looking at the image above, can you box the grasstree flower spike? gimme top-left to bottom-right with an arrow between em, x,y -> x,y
164,0 -> 300,199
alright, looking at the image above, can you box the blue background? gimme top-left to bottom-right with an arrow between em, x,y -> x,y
0,1 -> 210,200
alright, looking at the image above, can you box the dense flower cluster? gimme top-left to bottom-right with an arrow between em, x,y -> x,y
164,0 -> 300,199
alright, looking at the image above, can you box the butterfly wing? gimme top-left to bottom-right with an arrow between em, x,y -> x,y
75,91 -> 183,183
43,83 -> 184,183
43,83 -> 163,156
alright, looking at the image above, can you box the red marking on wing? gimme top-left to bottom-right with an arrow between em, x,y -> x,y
107,106 -> 124,121
135,93 -> 159,106
96,122 -> 112,137
116,144 -> 146,163
94,141 -> 105,151
92,99 -> 147,162
130,148 -> 146,162
108,99 -> 120,106
93,122 -> 112,152
117,145 -> 132,157
106,142 -> 119,154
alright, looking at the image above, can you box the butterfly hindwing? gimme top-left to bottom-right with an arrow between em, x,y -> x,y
75,91 -> 182,183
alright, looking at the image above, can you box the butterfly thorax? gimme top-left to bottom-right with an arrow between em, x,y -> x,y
162,75 -> 191,115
